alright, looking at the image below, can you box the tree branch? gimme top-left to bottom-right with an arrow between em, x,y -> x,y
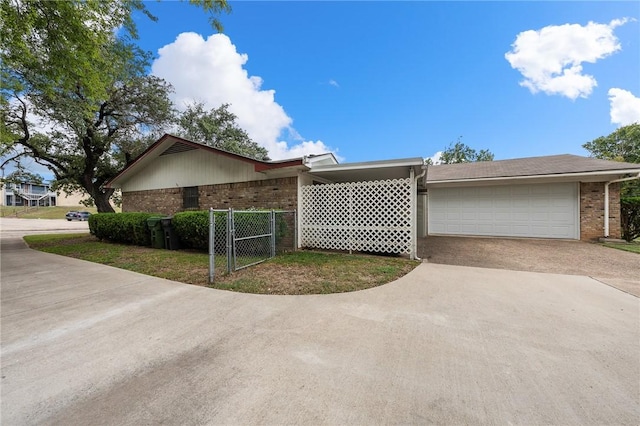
0,152 -> 28,169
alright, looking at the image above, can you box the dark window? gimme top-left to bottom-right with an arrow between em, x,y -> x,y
183,186 -> 199,209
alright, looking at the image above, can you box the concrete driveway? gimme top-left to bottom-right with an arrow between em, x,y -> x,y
2,219 -> 639,425
420,236 -> 640,297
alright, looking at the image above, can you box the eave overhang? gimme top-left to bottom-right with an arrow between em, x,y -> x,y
426,168 -> 640,188
307,157 -> 425,183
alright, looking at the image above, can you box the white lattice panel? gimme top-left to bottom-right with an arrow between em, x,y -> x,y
300,178 -> 412,254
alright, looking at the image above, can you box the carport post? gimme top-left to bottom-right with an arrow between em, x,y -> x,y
410,167 -> 416,260
411,165 -> 427,260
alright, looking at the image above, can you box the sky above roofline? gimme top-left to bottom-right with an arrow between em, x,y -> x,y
5,1 -> 639,183
134,1 -> 639,164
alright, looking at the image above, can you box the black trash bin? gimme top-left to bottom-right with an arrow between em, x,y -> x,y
161,217 -> 181,250
147,217 -> 165,249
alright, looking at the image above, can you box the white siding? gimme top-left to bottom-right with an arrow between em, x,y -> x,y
428,183 -> 579,239
120,149 -> 268,192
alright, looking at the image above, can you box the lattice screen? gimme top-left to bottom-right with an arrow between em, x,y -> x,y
300,178 -> 412,254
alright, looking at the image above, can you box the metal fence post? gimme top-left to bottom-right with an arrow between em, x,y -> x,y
226,208 -> 233,273
293,209 -> 297,251
270,210 -> 276,258
208,208 -> 215,284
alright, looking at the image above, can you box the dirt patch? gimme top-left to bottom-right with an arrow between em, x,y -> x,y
419,236 -> 640,297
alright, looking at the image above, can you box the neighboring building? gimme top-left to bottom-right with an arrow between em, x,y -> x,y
1,181 -> 57,207
56,190 -> 89,207
105,134 -> 640,258
1,182 -> 120,209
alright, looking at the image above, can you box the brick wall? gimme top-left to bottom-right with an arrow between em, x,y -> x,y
580,181 -> 621,240
122,177 -> 298,215
122,187 -> 182,215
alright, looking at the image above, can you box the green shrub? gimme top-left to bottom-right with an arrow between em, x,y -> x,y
89,212 -> 163,246
171,210 -> 292,253
621,197 -> 640,242
172,210 -> 227,251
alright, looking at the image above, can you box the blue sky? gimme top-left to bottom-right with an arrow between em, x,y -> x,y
8,1 -> 639,181
131,1 -> 639,163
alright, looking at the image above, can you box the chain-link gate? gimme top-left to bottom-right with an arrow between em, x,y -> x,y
208,209 -> 296,283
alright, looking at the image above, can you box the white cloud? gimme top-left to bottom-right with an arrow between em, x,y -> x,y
328,79 -> 340,88
270,140 -> 339,161
151,32 -> 336,160
608,88 -> 640,126
427,151 -> 442,165
505,18 -> 631,100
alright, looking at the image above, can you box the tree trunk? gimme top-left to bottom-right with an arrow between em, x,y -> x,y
93,189 -> 115,213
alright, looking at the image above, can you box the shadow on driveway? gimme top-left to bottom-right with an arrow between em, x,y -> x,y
419,236 -> 640,297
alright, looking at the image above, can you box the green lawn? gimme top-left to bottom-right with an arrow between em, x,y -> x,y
602,242 -> 640,254
23,234 -> 419,295
1,205 -> 98,219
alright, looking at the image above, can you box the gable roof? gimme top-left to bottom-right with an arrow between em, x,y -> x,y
106,134 -> 311,188
427,154 -> 640,183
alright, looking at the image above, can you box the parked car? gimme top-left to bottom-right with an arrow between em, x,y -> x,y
66,211 -> 91,221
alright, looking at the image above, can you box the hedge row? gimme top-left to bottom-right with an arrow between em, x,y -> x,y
172,210 -> 227,251
89,212 -> 163,246
621,197 -> 640,242
88,210 -> 293,252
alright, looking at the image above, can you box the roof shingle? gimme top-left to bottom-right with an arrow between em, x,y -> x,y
427,154 -> 640,182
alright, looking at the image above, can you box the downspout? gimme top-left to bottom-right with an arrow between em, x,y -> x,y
603,172 -> 640,237
412,165 -> 428,261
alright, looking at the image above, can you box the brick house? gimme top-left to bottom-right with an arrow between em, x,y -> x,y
106,134 -> 640,257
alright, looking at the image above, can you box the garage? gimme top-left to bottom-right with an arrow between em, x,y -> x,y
428,182 -> 579,239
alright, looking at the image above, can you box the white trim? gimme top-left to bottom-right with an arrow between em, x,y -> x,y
576,182 -> 581,239
305,173 -> 335,185
427,169 -> 640,186
303,153 -> 339,166
309,157 -> 424,173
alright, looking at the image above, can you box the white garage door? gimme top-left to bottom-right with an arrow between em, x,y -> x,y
428,183 -> 578,239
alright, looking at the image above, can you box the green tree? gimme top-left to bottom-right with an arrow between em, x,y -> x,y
582,124 -> 640,163
2,60 -> 176,212
438,138 -> 494,164
0,169 -> 44,188
177,103 -> 270,160
0,0 -> 229,212
583,124 -> 640,197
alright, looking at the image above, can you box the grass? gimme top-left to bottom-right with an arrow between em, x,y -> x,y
602,241 -> 640,254
1,205 -> 99,219
23,234 -> 419,295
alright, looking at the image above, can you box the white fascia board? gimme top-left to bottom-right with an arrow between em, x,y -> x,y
261,164 -> 310,177
426,168 -> 640,186
310,157 -> 424,173
303,153 -> 339,166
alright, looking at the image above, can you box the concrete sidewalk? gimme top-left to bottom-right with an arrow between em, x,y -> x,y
1,219 -> 639,425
